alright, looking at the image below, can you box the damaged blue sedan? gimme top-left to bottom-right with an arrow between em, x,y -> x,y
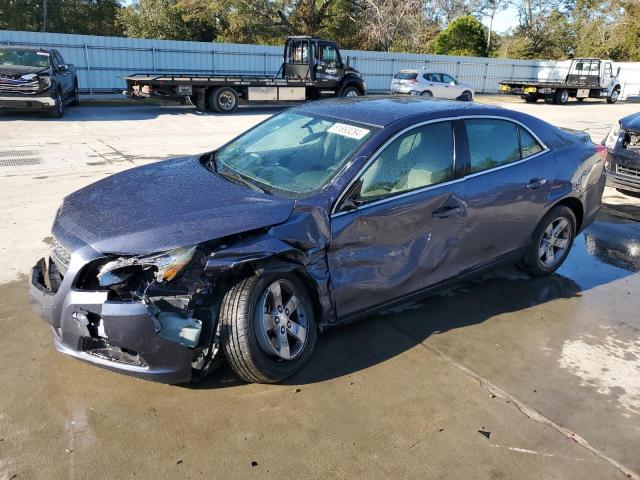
29,97 -> 606,383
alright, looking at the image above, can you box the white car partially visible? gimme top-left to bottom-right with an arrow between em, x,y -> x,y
390,70 -> 474,101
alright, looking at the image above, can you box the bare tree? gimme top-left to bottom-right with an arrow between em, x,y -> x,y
361,0 -> 422,51
433,0 -> 483,24
480,0 -> 510,51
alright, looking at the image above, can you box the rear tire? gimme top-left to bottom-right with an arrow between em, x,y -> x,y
420,90 -> 433,97
524,94 -> 538,103
521,205 -> 576,277
554,89 -> 569,105
208,86 -> 239,113
220,273 -> 318,383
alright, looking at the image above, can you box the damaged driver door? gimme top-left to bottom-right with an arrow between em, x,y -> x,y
328,120 -> 467,319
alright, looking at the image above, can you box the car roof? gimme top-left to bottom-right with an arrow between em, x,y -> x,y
292,96 -> 500,128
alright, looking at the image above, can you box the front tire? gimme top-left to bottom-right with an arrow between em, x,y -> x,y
524,94 -> 538,103
607,89 -> 619,104
49,90 -> 64,118
220,273 -> 317,383
340,85 -> 360,97
521,205 -> 577,277
69,82 -> 80,106
460,90 -> 473,102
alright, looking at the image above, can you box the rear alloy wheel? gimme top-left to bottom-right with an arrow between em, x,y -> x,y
420,90 -> 433,97
209,86 -> 239,113
340,85 -> 360,97
554,89 -> 569,105
521,205 -> 576,277
220,273 -> 317,383
607,89 -> 619,104
49,91 -> 64,118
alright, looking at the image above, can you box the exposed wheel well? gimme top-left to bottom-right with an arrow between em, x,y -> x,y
341,82 -> 364,95
552,197 -> 584,231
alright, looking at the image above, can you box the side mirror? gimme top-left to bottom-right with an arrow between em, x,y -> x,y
450,81 -> 456,85
616,67 -> 621,77
339,194 -> 364,212
58,64 -> 69,73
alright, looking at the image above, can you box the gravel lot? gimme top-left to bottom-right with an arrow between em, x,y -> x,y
0,96 -> 639,479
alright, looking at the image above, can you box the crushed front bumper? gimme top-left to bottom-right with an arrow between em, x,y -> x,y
29,256 -> 194,383
605,150 -> 640,193
0,95 -> 55,110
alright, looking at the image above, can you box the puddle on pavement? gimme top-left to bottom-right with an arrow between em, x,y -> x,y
557,205 -> 640,290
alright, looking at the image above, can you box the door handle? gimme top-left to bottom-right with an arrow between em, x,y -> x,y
526,178 -> 547,190
432,206 -> 461,218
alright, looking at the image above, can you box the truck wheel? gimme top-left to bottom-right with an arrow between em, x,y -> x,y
220,273 -> 318,383
340,85 -> 360,97
520,205 -> 576,277
209,87 -> 239,113
524,94 -> 538,103
554,89 -> 569,105
607,89 -> 619,104
49,90 -> 64,118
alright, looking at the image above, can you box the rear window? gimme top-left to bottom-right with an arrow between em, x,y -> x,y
394,72 -> 418,80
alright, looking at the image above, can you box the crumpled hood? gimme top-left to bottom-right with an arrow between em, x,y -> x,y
0,65 -> 48,78
620,113 -> 640,132
55,156 -> 295,255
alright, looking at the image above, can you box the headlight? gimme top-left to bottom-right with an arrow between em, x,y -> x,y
39,76 -> 52,90
97,246 -> 197,286
604,124 -> 621,149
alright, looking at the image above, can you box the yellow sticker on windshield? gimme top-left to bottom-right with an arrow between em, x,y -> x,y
327,123 -> 370,140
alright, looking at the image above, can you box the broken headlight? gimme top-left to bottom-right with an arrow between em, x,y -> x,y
604,124 -> 621,149
97,246 -> 197,287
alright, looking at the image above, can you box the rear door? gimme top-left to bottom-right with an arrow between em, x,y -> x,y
457,117 -> 554,270
328,120 -> 467,317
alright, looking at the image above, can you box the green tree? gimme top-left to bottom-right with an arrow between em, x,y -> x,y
0,0 -> 122,35
432,15 -> 487,56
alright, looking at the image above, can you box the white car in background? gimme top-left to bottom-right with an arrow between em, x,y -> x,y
390,70 -> 475,101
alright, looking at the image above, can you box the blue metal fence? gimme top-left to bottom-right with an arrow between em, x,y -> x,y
2,29 -> 639,99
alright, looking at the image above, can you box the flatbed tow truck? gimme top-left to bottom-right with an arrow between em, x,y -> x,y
498,58 -> 621,105
123,36 -> 366,113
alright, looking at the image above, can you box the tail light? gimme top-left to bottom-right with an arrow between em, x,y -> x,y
410,79 -> 418,84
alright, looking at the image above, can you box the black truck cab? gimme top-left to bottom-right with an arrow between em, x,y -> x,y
124,36 -> 366,113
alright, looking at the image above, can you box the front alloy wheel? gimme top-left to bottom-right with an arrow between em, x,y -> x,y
220,273 -> 317,383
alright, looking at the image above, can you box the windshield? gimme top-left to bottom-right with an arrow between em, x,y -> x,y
216,111 -> 376,195
0,49 -> 50,68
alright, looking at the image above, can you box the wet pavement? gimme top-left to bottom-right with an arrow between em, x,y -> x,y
1,101 -> 640,479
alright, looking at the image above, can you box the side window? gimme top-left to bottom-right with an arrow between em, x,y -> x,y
55,52 -> 65,66
319,45 -> 338,66
50,52 -> 59,68
465,119 -> 521,174
356,122 -> 454,203
442,74 -> 455,84
519,127 -> 543,158
605,63 -> 612,77
288,41 -> 308,64
430,73 -> 443,83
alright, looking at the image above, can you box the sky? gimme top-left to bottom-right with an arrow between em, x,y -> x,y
486,5 -> 520,34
